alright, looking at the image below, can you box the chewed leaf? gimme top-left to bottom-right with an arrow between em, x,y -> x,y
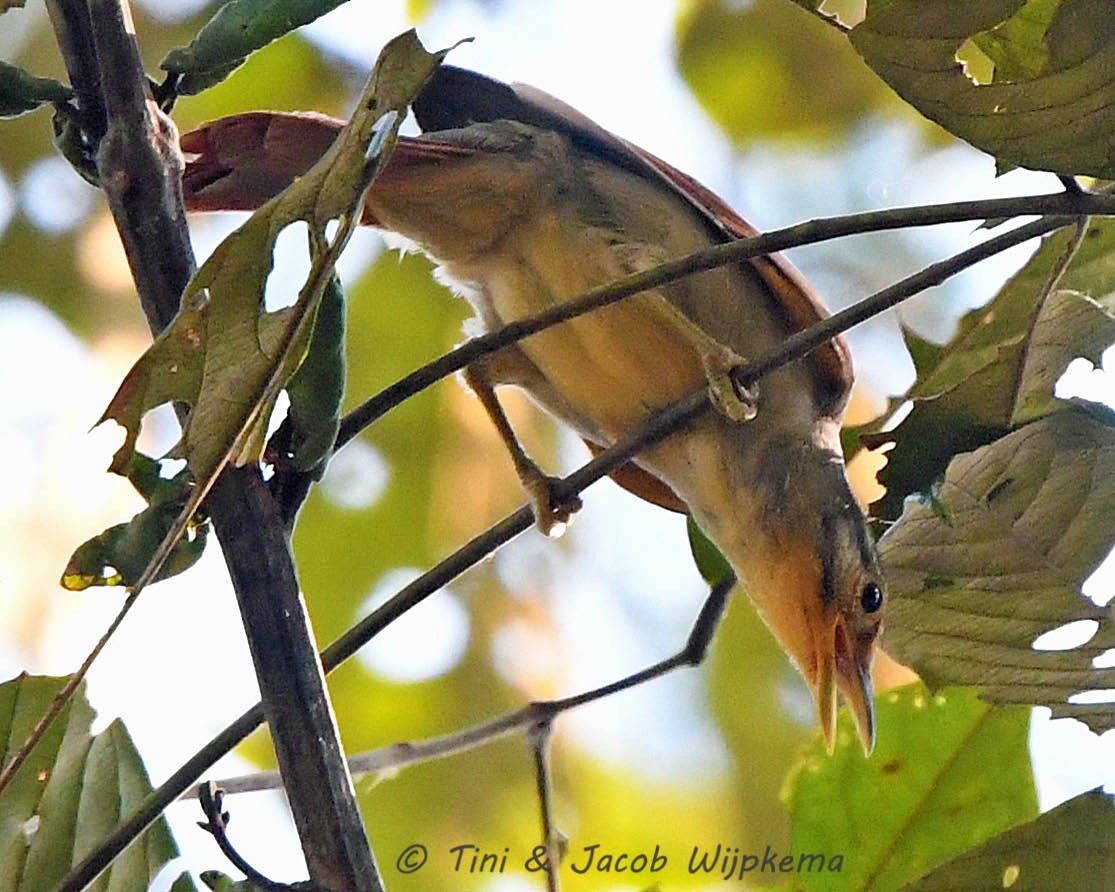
879,409 -> 1115,733
62,455 -> 209,590
871,220 -> 1115,520
850,0 -> 1115,178
101,30 -> 450,489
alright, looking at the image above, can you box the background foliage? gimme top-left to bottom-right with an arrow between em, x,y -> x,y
3,1 -> 1115,890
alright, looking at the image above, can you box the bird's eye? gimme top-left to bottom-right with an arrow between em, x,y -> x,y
860,582 -> 883,613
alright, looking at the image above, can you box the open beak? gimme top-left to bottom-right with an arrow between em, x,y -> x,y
812,617 -> 876,754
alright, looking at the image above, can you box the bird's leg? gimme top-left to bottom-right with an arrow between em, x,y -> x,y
653,296 -> 758,423
463,356 -> 582,536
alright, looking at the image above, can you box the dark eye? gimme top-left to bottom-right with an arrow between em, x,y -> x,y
860,582 -> 883,614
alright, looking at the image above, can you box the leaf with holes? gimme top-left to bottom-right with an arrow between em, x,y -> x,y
869,220 -> 1115,520
101,30 -> 448,489
879,408 -> 1115,732
850,0 -> 1115,178
901,789 -> 1115,891
785,684 -> 1036,892
0,674 -> 198,891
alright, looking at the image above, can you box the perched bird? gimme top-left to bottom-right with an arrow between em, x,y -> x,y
180,65 -> 885,752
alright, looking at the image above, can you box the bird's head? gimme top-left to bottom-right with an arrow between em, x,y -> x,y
689,425 -> 885,753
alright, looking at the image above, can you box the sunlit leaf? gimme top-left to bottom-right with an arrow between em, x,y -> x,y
850,0 -> 1115,177
785,684 -> 1036,892
901,789 -> 1115,891
0,674 -> 198,891
870,219 -> 1115,520
880,409 -> 1115,733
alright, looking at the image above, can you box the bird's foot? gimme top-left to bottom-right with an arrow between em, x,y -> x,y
522,468 -> 583,537
702,348 -> 758,423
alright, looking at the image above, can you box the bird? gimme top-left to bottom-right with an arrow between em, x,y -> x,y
179,64 -> 885,753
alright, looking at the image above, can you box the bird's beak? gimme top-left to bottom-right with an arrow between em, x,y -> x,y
812,616 -> 876,754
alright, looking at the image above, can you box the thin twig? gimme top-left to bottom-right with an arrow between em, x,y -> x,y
193,572 -> 739,797
197,783 -> 292,892
55,213 -> 1070,891
530,722 -> 562,892
0,594 -> 139,793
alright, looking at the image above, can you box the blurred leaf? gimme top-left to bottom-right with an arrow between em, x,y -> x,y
0,60 -> 70,118
676,0 -> 895,146
785,684 -> 1036,892
686,516 -> 731,586
850,0 -> 1115,177
901,789 -> 1115,891
162,0 -> 350,94
1,0 -> 27,10
0,674 -> 197,892
292,250 -> 467,643
707,589 -> 817,855
174,31 -> 350,131
870,219 -> 1115,520
61,454 -> 209,589
879,409 -> 1115,733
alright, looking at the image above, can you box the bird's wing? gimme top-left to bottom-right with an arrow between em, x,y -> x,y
180,68 -> 852,515
415,66 -> 854,420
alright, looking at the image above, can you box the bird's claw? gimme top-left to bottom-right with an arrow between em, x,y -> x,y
703,350 -> 758,423
523,471 -> 582,537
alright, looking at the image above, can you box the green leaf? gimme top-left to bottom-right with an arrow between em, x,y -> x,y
284,269 -> 346,472
161,0 -> 350,94
879,409 -> 1115,733
101,30 -> 450,488
785,684 -> 1036,892
871,220 -> 1115,520
901,789 -> 1115,891
0,674 -> 198,891
61,455 -> 209,590
0,60 -> 72,118
686,516 -> 732,586
850,0 -> 1115,178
